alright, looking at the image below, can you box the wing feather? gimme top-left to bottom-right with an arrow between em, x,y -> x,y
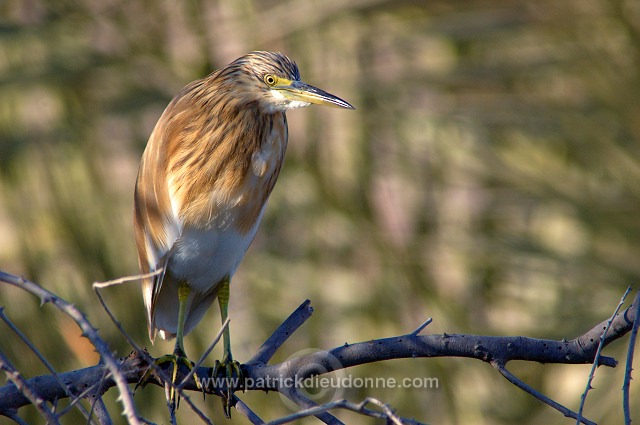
133,89 -> 194,341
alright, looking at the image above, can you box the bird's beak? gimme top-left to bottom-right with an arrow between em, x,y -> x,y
276,80 -> 355,109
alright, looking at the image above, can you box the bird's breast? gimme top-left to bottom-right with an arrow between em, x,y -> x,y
171,112 -> 288,236
165,112 -> 288,290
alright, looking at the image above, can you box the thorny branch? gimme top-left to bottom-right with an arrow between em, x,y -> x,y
623,290 -> 640,425
577,286 -> 632,424
0,270 -> 142,425
0,269 -> 638,425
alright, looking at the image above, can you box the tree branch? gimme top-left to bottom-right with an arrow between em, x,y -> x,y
266,397 -> 426,425
623,290 -> 640,425
0,350 -> 60,424
248,299 -> 314,365
0,306 -> 94,421
577,286 -> 632,424
1,269 -> 638,424
0,271 -> 142,425
493,361 -> 595,425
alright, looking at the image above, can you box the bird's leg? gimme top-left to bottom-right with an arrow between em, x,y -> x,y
212,277 -> 242,417
219,278 -> 233,365
137,282 -> 201,411
168,282 -> 197,408
173,281 -> 191,358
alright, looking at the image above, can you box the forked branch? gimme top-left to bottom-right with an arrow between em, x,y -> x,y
0,270 -> 638,425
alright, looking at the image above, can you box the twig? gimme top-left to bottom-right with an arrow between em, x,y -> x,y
0,307 -> 93,421
358,397 -> 405,425
0,270 -> 142,425
3,411 -> 30,425
93,270 -> 164,289
577,286 -> 632,424
178,317 -> 229,393
95,272 -> 230,419
168,401 -> 177,425
173,392 -> 214,425
277,387 -> 343,425
90,396 -> 113,425
59,384 -> 101,419
493,360 -> 596,425
266,397 -> 427,425
0,350 -> 59,424
411,317 -> 433,336
56,366 -> 106,419
162,318 -> 230,423
234,397 -> 265,425
623,290 -> 640,425
249,299 -> 313,365
92,273 -> 156,356
93,270 -> 183,415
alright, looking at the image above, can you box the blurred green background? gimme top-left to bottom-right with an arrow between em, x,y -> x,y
1,0 -> 639,424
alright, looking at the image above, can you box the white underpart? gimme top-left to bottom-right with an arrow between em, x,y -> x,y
151,203 -> 266,339
168,215 -> 263,293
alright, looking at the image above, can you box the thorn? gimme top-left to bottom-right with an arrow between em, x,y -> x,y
412,317 -> 433,335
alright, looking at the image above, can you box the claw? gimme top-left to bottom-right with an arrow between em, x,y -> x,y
211,355 -> 242,418
136,351 -> 202,411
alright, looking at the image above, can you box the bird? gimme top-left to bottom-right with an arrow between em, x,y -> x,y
133,51 -> 354,411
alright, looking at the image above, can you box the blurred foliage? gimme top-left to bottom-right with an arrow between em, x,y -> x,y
1,0 -> 640,424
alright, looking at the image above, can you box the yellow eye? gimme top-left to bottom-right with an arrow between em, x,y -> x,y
264,74 -> 277,86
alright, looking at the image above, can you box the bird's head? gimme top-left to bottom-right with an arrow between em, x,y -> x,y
220,51 -> 355,113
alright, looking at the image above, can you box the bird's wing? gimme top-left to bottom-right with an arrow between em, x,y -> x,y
133,96 -> 187,342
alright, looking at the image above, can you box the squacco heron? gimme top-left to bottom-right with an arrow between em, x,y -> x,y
133,51 -> 354,410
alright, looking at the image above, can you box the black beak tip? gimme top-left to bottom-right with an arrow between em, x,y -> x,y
336,98 -> 356,110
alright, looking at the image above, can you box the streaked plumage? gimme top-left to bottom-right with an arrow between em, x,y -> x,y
133,51 -> 354,350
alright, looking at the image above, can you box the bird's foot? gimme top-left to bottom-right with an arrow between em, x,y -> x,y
136,348 -> 201,411
211,354 -> 243,418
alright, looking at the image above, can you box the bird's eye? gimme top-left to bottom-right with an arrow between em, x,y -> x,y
264,75 -> 277,86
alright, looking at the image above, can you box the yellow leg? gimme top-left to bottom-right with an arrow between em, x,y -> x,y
212,277 -> 242,417
166,282 -> 194,407
175,282 -> 190,355
218,278 -> 232,362
136,281 -> 201,411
